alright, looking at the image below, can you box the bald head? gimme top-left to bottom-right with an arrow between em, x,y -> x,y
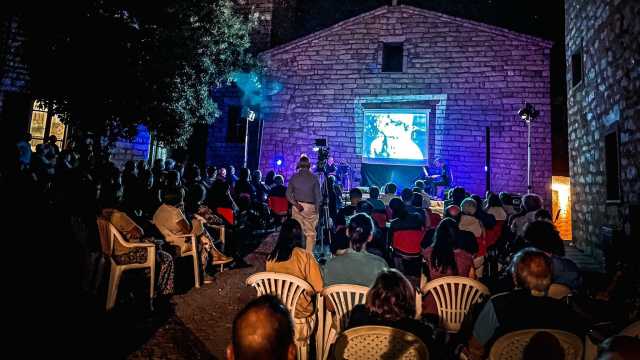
227,295 -> 295,360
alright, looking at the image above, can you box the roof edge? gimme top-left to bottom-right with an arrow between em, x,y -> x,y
260,5 -> 552,58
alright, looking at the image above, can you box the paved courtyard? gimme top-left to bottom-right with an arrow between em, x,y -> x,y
129,233 -> 278,359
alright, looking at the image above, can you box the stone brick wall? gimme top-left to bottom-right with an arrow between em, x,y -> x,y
206,84 -> 262,169
565,0 -> 640,260
110,125 -> 152,169
254,5 -> 552,203
1,15 -> 30,127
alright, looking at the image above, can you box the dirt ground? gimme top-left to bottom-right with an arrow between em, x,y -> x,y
129,233 -> 278,359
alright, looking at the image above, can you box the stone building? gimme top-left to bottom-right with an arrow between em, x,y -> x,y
235,4 -> 554,201
565,0 -> 640,262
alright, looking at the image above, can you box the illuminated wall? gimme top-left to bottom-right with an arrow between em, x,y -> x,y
256,5 -> 553,203
552,176 -> 572,240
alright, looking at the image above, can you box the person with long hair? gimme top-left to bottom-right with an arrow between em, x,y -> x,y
422,218 -> 475,317
266,219 -> 323,318
423,218 -> 475,280
323,213 -> 388,286
347,269 -> 432,347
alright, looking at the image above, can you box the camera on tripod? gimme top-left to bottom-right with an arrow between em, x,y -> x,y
314,138 -> 330,174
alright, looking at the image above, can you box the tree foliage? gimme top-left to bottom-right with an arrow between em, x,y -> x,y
19,0 -> 256,146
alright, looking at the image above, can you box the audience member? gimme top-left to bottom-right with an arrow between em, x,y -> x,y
347,269 -> 432,347
380,182 -> 398,206
367,186 -> 386,213
467,248 -> 585,359
266,219 -> 323,318
485,193 -> 507,221
153,187 -> 232,283
251,170 -> 269,203
227,295 -> 296,360
522,331 -> 565,360
459,198 -> 484,239
323,213 -> 387,286
101,186 -> 175,296
235,168 -> 256,200
511,193 -> 543,238
524,220 -> 581,290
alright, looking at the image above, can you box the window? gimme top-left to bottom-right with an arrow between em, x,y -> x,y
382,43 -> 403,72
571,49 -> 583,87
226,105 -> 245,143
605,131 -> 621,201
29,101 -> 66,151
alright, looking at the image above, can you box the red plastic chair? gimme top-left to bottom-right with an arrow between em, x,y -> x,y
427,211 -> 442,230
216,207 -> 235,225
268,196 -> 289,216
372,212 -> 388,229
392,229 -> 424,256
484,220 -> 504,250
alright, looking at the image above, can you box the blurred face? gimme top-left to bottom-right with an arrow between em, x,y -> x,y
219,168 -> 227,178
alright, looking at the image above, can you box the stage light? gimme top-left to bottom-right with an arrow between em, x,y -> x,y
518,102 -> 539,193
274,154 -> 284,168
312,146 -> 320,152
518,102 -> 539,122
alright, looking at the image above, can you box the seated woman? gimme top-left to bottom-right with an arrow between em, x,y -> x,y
422,218 -> 475,316
153,187 -> 232,284
266,219 -> 323,319
323,213 -> 388,287
100,186 -> 175,296
347,269 -> 432,347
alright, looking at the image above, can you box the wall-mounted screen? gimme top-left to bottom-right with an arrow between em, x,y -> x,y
362,109 -> 429,166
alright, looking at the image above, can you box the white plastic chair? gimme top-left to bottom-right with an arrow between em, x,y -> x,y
333,325 -> 429,360
97,218 -> 156,311
421,276 -> 489,332
548,283 -> 572,300
318,285 -> 369,360
246,272 -> 316,360
153,222 -> 200,288
489,329 -> 583,360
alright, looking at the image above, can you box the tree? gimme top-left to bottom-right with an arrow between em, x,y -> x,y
19,0 -> 257,146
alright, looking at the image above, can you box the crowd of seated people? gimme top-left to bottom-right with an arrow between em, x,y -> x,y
244,179 -> 638,359
9,134 -> 640,358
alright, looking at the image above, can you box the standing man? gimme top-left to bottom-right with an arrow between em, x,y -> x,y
286,154 -> 322,253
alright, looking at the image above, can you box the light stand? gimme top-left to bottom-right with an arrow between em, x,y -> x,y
243,110 -> 256,168
518,102 -> 539,194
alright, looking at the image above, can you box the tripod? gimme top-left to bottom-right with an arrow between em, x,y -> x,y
315,171 -> 333,262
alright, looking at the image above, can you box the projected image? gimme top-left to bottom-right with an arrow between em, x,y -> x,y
363,110 -> 428,164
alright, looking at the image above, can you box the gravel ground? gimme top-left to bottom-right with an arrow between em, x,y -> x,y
129,232 -> 278,359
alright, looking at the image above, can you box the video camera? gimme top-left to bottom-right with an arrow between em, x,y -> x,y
314,138 -> 330,173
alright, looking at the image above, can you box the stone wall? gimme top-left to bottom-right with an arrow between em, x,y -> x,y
255,5 -> 552,203
1,15 -> 31,134
565,0 -> 640,260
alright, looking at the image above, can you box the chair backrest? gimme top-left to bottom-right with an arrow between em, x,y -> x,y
489,329 -> 583,360
217,207 -> 235,224
246,272 -> 314,316
392,230 -> 424,255
484,220 -> 504,249
268,196 -> 289,214
96,218 -> 114,256
421,276 -> 489,332
371,212 -> 388,229
322,284 -> 369,331
620,320 -> 640,337
334,325 -> 429,360
96,218 -> 131,257
547,283 -> 571,300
